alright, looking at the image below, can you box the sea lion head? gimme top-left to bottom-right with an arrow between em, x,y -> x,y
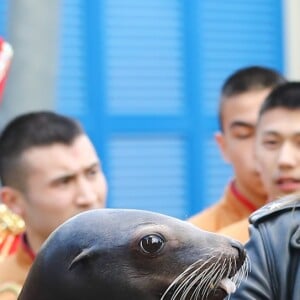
18,209 -> 247,300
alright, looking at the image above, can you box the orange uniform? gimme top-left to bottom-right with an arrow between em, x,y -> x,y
188,181 -> 259,232
217,217 -> 250,243
0,205 -> 29,300
0,234 -> 34,300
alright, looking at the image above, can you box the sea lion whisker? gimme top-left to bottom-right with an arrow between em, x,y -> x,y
230,255 -> 249,289
161,265 -> 200,299
180,269 -> 212,300
224,257 -> 232,278
226,257 -> 250,300
196,268 -> 220,299
191,260 -> 224,299
231,256 -> 237,277
218,261 -> 228,280
227,269 -> 247,299
235,258 -> 247,283
168,260 -> 215,300
199,256 -> 234,299
162,256 -> 218,300
206,259 -> 227,292
200,273 -> 221,298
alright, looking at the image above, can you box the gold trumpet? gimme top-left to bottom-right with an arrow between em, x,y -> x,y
0,204 -> 25,261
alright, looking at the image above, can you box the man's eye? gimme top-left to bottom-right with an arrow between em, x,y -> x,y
232,131 -> 253,139
56,177 -> 72,186
87,167 -> 99,177
235,133 -> 252,139
231,128 -> 254,139
262,140 -> 279,147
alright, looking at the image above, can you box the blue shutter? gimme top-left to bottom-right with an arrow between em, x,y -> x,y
103,1 -> 185,115
89,0 -> 189,218
56,0 -> 89,126
56,0 -> 283,218
198,0 -> 284,115
108,136 -> 187,218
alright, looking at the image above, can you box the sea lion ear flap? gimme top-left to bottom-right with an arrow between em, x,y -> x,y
68,248 -> 94,271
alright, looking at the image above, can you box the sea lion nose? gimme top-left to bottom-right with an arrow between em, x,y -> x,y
230,240 -> 247,261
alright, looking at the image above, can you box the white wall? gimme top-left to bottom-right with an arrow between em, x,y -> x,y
284,0 -> 300,80
0,0 -> 59,128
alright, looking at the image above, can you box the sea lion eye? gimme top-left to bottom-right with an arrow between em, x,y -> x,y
139,234 -> 165,254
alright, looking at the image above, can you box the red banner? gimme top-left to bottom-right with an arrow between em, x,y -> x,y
0,37 -> 13,103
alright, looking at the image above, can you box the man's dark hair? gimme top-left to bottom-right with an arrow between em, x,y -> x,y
219,66 -> 286,131
0,111 -> 84,189
259,82 -> 300,118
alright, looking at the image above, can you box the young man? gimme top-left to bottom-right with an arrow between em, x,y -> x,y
188,66 -> 285,232
0,111 -> 108,299
231,82 -> 300,299
218,80 -> 300,242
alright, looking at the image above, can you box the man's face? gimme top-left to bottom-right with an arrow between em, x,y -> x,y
216,89 -> 272,198
255,108 -> 300,200
19,134 -> 107,240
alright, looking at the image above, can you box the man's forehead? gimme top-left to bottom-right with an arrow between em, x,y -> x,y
20,139 -> 99,171
222,96 -> 264,124
259,127 -> 300,137
222,88 -> 271,108
258,108 -> 300,135
23,135 -> 92,154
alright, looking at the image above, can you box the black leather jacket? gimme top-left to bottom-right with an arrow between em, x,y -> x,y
230,195 -> 300,300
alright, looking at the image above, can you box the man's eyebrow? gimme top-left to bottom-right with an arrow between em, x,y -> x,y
229,121 -> 255,129
85,162 -> 100,170
49,162 -> 101,182
51,173 -> 75,184
261,130 -> 280,136
262,130 -> 300,137
82,162 -> 102,174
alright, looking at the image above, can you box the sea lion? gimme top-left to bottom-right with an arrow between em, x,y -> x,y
18,209 -> 247,300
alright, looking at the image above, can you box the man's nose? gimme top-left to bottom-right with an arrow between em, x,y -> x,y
278,143 -> 297,169
75,178 -> 97,206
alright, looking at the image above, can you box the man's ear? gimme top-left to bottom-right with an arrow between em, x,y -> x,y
214,132 -> 231,163
0,186 -> 25,217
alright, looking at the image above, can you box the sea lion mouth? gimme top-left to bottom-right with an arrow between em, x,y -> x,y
210,276 -> 238,300
218,277 -> 237,295
160,251 -> 249,300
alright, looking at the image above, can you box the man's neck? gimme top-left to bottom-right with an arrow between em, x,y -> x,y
232,180 -> 267,211
23,230 -> 43,258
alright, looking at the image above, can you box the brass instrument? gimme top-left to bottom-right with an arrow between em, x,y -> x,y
0,204 -> 25,261
0,204 -> 25,235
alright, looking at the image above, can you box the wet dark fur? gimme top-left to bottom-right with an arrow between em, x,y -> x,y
18,209 -> 247,300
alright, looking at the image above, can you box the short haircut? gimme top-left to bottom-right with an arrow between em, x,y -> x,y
219,66 -> 286,131
0,111 -> 84,189
259,82 -> 300,119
